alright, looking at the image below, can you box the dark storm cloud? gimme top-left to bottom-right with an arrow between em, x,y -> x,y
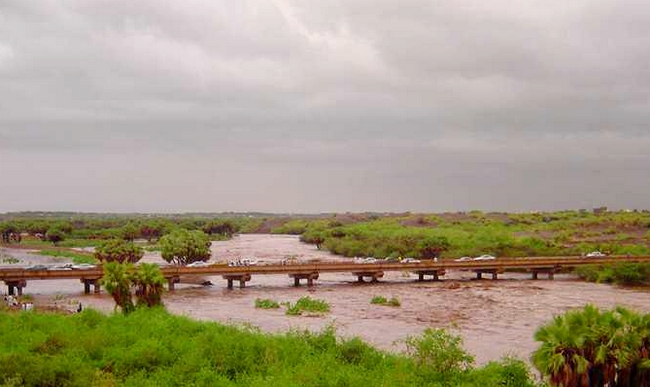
1,0 -> 649,212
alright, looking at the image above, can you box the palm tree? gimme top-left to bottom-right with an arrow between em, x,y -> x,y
100,262 -> 135,314
615,307 -> 650,387
133,263 -> 166,308
533,311 -> 590,387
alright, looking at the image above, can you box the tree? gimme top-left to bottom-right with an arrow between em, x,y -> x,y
101,262 -> 165,313
45,226 -> 65,245
300,230 -> 325,249
95,239 -> 144,264
133,263 -> 166,308
140,220 -> 168,242
159,229 -> 211,266
120,222 -> 140,242
0,222 -> 17,243
101,262 -> 135,314
416,236 -> 450,259
202,220 -> 236,237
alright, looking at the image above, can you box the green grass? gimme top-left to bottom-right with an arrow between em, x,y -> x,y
295,210 -> 650,259
575,263 -> 650,286
285,296 -> 331,316
371,296 -> 401,307
37,249 -> 97,264
0,254 -> 19,264
0,308 -> 537,386
254,298 -> 280,309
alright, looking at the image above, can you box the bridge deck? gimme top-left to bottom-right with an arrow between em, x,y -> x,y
2,256 -> 649,294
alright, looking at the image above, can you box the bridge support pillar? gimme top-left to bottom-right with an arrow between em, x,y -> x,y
415,270 -> 445,281
352,271 -> 384,283
223,274 -> 251,289
5,280 -> 26,296
531,268 -> 556,280
80,279 -> 101,294
475,269 -> 501,280
166,276 -> 180,291
289,273 -> 319,287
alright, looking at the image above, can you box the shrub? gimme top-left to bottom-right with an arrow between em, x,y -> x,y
285,297 -> 330,316
405,328 -> 474,375
370,296 -> 401,307
254,298 -> 280,309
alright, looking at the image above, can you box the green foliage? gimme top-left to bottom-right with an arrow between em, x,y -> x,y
370,296 -> 401,307
101,262 -> 135,314
0,308 -> 537,386
202,220 -> 236,237
533,305 -> 650,387
416,236 -> 450,259
37,249 -> 97,264
159,229 -> 211,266
45,226 -> 65,245
254,298 -> 280,309
95,239 -> 144,264
285,297 -> 330,316
101,262 -> 166,313
405,328 -> 475,375
575,263 -> 650,286
120,222 -> 140,241
132,263 -> 166,308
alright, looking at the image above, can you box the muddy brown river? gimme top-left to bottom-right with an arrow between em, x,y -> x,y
3,234 -> 650,365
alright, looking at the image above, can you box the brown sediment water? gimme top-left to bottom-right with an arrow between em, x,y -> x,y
3,234 -> 650,365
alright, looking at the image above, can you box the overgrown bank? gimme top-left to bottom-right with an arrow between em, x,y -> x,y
297,211 -> 650,259
0,308 -> 535,387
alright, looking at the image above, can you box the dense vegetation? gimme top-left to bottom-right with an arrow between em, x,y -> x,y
0,308 -> 536,386
297,210 -> 650,259
575,262 -> 650,286
2,210 -> 650,261
533,305 -> 650,387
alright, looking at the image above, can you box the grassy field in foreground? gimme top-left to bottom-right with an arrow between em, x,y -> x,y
0,308 -> 535,387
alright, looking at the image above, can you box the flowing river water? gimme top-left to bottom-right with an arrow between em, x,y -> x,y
3,234 -> 650,366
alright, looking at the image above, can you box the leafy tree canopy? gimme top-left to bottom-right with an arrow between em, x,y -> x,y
159,229 -> 211,266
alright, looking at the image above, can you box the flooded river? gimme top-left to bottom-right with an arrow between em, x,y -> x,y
3,234 -> 650,365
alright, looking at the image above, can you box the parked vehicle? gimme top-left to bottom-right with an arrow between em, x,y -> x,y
48,264 -> 73,271
187,261 -> 210,267
72,264 -> 96,270
454,256 -> 473,262
473,255 -> 496,261
401,258 -> 421,264
26,264 -> 48,271
586,251 -> 607,258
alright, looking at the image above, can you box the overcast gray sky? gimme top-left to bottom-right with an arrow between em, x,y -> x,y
1,1 -> 649,213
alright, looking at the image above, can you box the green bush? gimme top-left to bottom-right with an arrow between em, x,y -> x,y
405,328 -> 475,377
254,298 -> 280,309
371,296 -> 401,307
285,297 -> 330,316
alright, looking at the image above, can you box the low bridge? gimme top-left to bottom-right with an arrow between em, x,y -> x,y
1,256 -> 649,295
